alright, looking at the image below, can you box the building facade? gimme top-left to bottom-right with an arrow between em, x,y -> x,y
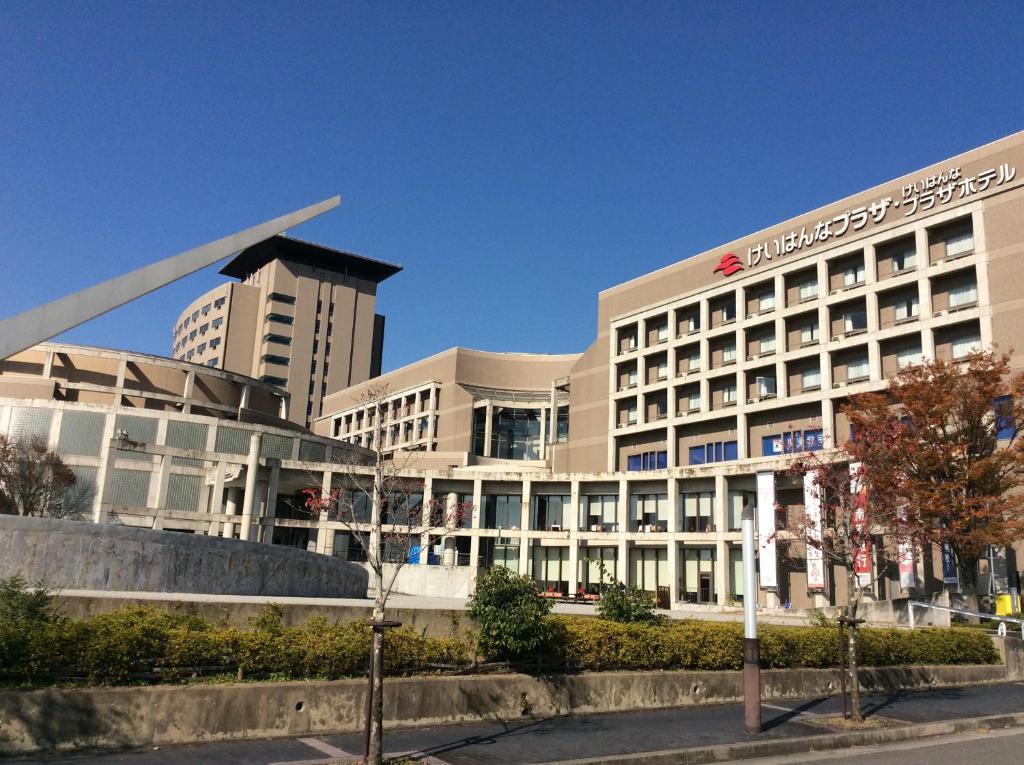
171,235 -> 401,428
4,133 -> 1023,611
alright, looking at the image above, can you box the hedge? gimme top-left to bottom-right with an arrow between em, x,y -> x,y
0,606 -> 1000,688
0,605 -> 470,686
544,616 -> 999,671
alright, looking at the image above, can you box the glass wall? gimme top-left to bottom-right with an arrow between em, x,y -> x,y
579,546 -> 618,593
531,494 -> 570,530
681,491 -> 714,533
727,490 -> 754,531
491,406 -> 542,459
532,544 -> 570,594
580,494 -> 618,531
681,547 -> 717,604
482,494 -> 522,529
630,493 -> 669,532
629,547 -> 669,604
480,536 -> 520,571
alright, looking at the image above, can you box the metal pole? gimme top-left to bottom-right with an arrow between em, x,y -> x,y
363,638 -> 375,761
839,621 -> 847,719
741,505 -> 761,734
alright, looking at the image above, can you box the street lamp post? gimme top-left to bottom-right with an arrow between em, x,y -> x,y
742,504 -> 762,734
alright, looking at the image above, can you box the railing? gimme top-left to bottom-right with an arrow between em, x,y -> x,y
908,600 -> 1024,637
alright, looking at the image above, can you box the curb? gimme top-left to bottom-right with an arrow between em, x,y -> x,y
538,711 -> 1024,764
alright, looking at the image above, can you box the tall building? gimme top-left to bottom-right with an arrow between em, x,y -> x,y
171,235 -> 401,427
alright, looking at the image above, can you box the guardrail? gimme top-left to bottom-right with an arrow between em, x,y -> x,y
908,600 -> 1024,637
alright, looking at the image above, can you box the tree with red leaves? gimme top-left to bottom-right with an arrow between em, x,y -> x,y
845,350 -> 1024,611
0,434 -> 85,519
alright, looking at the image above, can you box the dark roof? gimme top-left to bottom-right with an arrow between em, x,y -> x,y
220,235 -> 402,283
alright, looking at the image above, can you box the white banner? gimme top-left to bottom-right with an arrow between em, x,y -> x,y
756,470 -> 777,590
849,462 -> 872,588
803,470 -> 825,592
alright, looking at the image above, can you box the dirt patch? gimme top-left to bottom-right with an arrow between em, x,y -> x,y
803,714 -> 904,731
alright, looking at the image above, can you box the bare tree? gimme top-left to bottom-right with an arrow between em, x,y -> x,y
0,435 -> 85,519
303,384 -> 470,765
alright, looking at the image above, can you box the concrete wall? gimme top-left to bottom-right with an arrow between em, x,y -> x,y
0,663 -> 1007,754
0,516 -> 368,598
366,562 -> 475,599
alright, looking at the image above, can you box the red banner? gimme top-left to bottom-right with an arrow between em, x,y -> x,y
850,463 -> 871,588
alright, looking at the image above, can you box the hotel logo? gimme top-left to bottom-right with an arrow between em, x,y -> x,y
713,252 -> 743,277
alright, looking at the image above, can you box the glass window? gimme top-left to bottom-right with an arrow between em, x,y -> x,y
688,351 -> 701,371
472,407 -> 487,456
682,492 -> 714,532
802,367 -> 821,390
656,359 -> 668,379
656,324 -> 669,343
531,495 -> 570,530
896,346 -> 920,369
267,292 -> 297,305
206,358 -> 218,367
799,278 -> 817,301
848,356 -> 870,380
687,391 -> 701,411
946,230 -> 974,257
490,406 -> 542,459
723,302 -> 736,322
261,354 -> 289,366
723,343 -> 736,363
627,405 -> 637,425
199,323 -> 208,335
952,334 -> 982,360
759,292 -> 775,312
949,283 -> 978,308
760,334 -> 776,354
800,322 -> 819,344
267,313 -> 294,325
893,246 -> 917,272
213,297 -> 226,309
756,376 -> 776,396
627,369 -> 638,387
196,342 -> 206,354
723,383 -> 737,404
895,295 -> 919,321
843,263 -> 865,286
844,309 -> 868,332
688,445 -> 706,465
483,495 -> 522,529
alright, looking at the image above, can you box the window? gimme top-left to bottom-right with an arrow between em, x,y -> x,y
893,246 -> 917,272
842,263 -> 865,287
756,376 -> 776,397
762,428 -> 824,456
946,230 -> 974,258
206,358 -> 218,367
201,303 -> 211,315
262,354 -> 290,366
189,330 -> 197,341
952,333 -> 982,360
896,346 -> 919,369
483,494 -> 522,529
760,334 -> 776,354
949,283 -> 978,308
686,350 -> 701,372
843,309 -> 868,333
627,369 -> 638,388
682,492 -> 714,532
799,278 -> 817,301
209,337 -> 221,349
723,302 -> 736,322
722,382 -> 737,404
688,440 -> 738,465
211,317 -> 223,330
263,332 -> 291,345
626,405 -> 638,425
260,375 -> 288,386
267,313 -> 294,325
895,295 -> 919,321
800,322 -> 819,345
758,292 -> 775,312
186,350 -> 194,360
214,297 -> 226,309
801,367 -> 821,390
656,324 -> 669,343
686,391 -> 701,411
199,323 -> 209,335
267,292 -> 296,305
656,359 -> 668,379
191,311 -> 199,322
686,315 -> 700,333
196,342 -> 206,354
626,450 -> 668,471
848,356 -> 870,380
723,342 -> 737,363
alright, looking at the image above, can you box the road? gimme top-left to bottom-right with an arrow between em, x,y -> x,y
8,682 -> 1024,764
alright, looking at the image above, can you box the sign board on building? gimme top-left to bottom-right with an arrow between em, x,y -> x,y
756,470 -> 777,591
803,470 -> 825,592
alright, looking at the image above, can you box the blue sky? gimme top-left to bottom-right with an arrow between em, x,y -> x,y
2,2 -> 1023,372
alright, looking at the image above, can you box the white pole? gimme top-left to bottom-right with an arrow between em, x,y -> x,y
741,504 -> 761,734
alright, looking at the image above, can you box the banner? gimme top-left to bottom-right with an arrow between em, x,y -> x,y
896,505 -> 916,591
849,462 -> 872,588
756,470 -> 777,590
803,470 -> 825,592
941,542 -> 959,586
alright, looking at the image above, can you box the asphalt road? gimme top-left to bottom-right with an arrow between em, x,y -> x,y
9,682 -> 1024,764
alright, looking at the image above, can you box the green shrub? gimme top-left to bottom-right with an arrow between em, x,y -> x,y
468,567 -> 552,660
597,585 -> 664,625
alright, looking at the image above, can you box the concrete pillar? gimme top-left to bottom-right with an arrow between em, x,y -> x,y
667,540 -> 679,606
238,433 -> 261,542
210,460 -> 226,515
483,403 -> 493,457
240,384 -> 251,411
261,463 -> 280,544
182,370 -> 196,414
539,405 -> 548,461
315,469 -> 333,555
569,478 -> 581,593
521,479 -> 532,532
223,486 -> 242,538
715,539 -> 729,606
618,477 -> 630,586
469,477 -> 483,570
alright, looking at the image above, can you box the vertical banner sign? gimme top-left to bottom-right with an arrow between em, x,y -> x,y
803,470 -> 825,592
897,505 -> 916,590
849,462 -> 872,588
756,470 -> 777,590
941,542 -> 959,586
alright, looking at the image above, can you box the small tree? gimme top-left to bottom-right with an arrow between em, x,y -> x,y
0,435 -> 84,519
467,566 -> 552,660
595,563 -> 663,625
781,453 -> 900,721
302,384 -> 470,765
844,351 -> 1024,611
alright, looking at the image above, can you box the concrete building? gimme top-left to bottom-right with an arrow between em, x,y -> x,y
4,133 -> 1024,611
171,235 -> 401,428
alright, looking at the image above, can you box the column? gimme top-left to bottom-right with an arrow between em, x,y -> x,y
568,479 -> 581,594
469,477 -> 483,571
667,539 -> 679,606
223,486 -> 242,538
182,370 -> 196,414
617,477 -> 629,586
715,539 -> 729,606
261,462 -> 280,545
483,403 -> 494,457
238,433 -> 261,542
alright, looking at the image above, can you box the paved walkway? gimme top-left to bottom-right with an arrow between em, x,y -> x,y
11,682 -> 1024,764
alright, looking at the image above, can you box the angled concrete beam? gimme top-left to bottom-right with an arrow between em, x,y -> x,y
0,196 -> 341,360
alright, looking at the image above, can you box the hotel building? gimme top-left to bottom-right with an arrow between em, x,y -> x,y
3,131 -> 1023,610
170,235 -> 401,428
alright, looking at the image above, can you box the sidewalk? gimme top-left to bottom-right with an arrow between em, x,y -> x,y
11,681 -> 1024,764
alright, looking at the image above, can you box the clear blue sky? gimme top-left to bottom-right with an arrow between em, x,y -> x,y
2,2 -> 1023,372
